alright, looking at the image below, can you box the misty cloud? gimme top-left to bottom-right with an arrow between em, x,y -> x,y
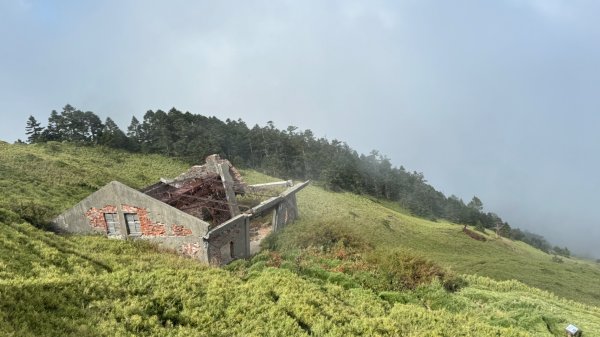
1,0 -> 600,257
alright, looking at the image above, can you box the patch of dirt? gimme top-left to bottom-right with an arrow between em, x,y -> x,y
250,223 -> 273,255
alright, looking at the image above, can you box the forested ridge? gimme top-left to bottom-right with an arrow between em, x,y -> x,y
23,104 -> 568,256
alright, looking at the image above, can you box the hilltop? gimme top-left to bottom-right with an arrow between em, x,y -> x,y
1,142 -> 600,336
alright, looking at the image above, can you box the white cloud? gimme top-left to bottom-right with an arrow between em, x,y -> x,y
339,1 -> 397,30
530,0 -> 573,19
509,0 -> 575,21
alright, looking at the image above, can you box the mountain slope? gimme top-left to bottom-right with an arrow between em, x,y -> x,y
1,142 -> 599,336
265,178 -> 600,308
3,220 -> 600,336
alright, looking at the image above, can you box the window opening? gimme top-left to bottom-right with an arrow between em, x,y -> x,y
124,213 -> 142,236
104,213 -> 120,235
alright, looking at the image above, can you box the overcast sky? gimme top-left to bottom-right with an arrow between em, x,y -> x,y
1,0 -> 600,257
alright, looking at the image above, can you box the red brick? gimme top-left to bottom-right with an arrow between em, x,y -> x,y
172,224 -> 193,236
85,205 -> 117,231
122,204 -> 166,236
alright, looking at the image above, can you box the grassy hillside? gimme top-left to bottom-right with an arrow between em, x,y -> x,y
4,221 -> 588,337
261,177 -> 600,308
1,142 -> 600,336
0,141 -> 188,215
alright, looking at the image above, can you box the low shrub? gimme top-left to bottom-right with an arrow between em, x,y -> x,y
295,221 -> 371,252
260,231 -> 280,250
0,208 -> 20,224
10,202 -> 55,229
367,250 -> 467,292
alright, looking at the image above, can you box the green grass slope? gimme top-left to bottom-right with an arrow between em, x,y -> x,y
0,142 -> 599,336
260,179 -> 600,308
0,141 -> 189,215
3,221 -> 600,336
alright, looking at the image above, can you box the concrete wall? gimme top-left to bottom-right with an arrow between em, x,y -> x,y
200,181 -> 306,265
53,181 -> 211,261
272,194 -> 298,231
203,214 -> 250,265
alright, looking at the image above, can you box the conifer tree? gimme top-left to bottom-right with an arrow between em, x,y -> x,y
25,116 -> 44,143
126,116 -> 142,151
43,110 -> 63,141
99,117 -> 128,149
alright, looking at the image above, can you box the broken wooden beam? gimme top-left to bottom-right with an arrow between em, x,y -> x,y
217,162 -> 240,217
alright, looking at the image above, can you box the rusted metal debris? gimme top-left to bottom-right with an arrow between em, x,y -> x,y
142,155 -> 246,227
142,154 -> 310,245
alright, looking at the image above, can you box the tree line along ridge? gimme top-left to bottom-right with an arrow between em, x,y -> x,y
23,104 -> 570,257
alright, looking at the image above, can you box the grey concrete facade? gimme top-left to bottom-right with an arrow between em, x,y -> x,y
203,215 -> 250,265
53,181 -> 212,261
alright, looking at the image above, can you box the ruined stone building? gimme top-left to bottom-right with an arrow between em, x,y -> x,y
53,155 -> 309,265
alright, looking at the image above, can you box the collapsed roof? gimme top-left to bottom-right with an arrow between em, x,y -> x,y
142,155 -> 246,226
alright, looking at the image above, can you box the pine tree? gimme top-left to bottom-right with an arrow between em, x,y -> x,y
82,110 -> 103,144
99,117 -> 128,149
43,110 -> 63,141
25,116 -> 44,143
126,116 -> 142,151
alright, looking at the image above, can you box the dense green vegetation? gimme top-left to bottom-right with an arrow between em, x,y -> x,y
5,221 -> 595,337
1,142 -> 599,336
5,220 -> 600,337
24,105 -> 567,256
